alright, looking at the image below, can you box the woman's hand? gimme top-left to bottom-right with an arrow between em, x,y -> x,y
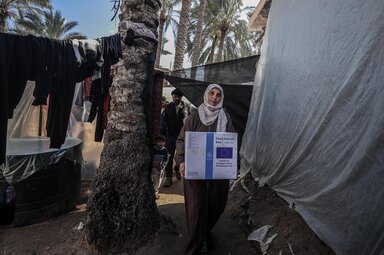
179,163 -> 185,178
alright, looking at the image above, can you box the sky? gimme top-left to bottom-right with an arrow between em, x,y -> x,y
51,0 -> 257,69
51,0 -> 119,38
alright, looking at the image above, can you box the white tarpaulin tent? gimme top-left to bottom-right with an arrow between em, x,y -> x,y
240,1 -> 384,254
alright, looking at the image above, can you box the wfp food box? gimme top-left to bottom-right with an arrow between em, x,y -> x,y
185,132 -> 237,179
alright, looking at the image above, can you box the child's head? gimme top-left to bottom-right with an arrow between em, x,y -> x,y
156,135 -> 166,148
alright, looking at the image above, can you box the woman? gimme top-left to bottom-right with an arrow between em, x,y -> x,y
176,84 -> 236,254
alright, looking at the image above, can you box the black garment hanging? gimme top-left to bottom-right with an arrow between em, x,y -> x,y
29,36 -> 57,106
46,40 -> 78,148
0,33 -> 33,164
88,34 -> 122,141
0,33 -> 122,159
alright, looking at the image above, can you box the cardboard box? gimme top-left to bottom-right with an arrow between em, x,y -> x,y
185,132 -> 237,179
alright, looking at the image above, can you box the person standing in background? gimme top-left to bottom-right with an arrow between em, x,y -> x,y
161,88 -> 185,187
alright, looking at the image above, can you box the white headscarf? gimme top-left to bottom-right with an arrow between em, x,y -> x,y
198,84 -> 228,132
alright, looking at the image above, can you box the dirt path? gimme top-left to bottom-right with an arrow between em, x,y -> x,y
0,178 -> 254,255
136,177 -> 255,255
0,176 -> 335,255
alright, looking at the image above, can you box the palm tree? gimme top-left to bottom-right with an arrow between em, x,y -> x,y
161,37 -> 173,56
0,0 -> 50,32
191,0 -> 206,67
186,0 -> 256,65
207,33 -> 219,64
213,0 -> 252,62
172,0 -> 192,70
155,0 -> 180,68
85,0 -> 160,253
13,9 -> 86,39
220,18 -> 256,61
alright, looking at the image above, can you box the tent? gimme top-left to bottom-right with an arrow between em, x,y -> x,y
164,55 -> 259,135
241,0 -> 384,254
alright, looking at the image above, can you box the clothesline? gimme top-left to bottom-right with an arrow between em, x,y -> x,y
0,32 -> 122,164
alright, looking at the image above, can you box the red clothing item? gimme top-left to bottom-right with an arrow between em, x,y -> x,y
102,94 -> 111,129
84,77 -> 92,98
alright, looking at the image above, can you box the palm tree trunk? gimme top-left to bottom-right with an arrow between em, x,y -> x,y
208,35 -> 217,64
191,0 -> 207,67
86,0 -> 160,253
216,29 -> 226,63
173,0 -> 192,70
155,11 -> 166,68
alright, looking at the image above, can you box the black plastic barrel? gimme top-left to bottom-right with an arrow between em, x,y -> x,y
0,158 -> 81,227
0,185 -> 16,225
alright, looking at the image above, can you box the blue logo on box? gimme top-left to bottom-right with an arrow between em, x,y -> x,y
216,147 -> 233,158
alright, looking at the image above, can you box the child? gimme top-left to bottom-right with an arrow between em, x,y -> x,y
152,135 -> 169,199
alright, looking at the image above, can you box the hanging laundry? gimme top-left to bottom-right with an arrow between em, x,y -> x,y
30,36 -> 57,106
87,34 -> 122,142
72,39 -> 104,82
84,77 -> 92,99
0,32 -> 123,162
46,40 -> 78,149
0,33 -> 33,164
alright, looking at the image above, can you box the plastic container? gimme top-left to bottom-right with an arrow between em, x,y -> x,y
0,185 -> 16,225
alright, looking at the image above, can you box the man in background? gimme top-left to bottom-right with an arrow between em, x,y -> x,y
161,88 -> 185,187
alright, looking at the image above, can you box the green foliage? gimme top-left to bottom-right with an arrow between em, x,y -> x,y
0,0 -> 51,31
161,37 -> 172,55
13,8 -> 86,39
160,0 -> 182,46
186,0 -> 259,65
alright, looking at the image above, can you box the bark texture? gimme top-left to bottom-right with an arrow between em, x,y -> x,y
86,0 -> 160,253
155,10 -> 166,68
208,35 -> 217,64
216,29 -> 226,63
191,0 -> 206,67
172,0 -> 191,70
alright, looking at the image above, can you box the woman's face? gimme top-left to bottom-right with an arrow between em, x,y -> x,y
208,88 -> 222,106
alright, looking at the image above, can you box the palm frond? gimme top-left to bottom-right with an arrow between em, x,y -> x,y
14,7 -> 83,39
186,0 -> 257,64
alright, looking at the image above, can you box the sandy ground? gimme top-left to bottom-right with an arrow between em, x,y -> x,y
136,178 -> 255,255
0,175 -> 335,255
